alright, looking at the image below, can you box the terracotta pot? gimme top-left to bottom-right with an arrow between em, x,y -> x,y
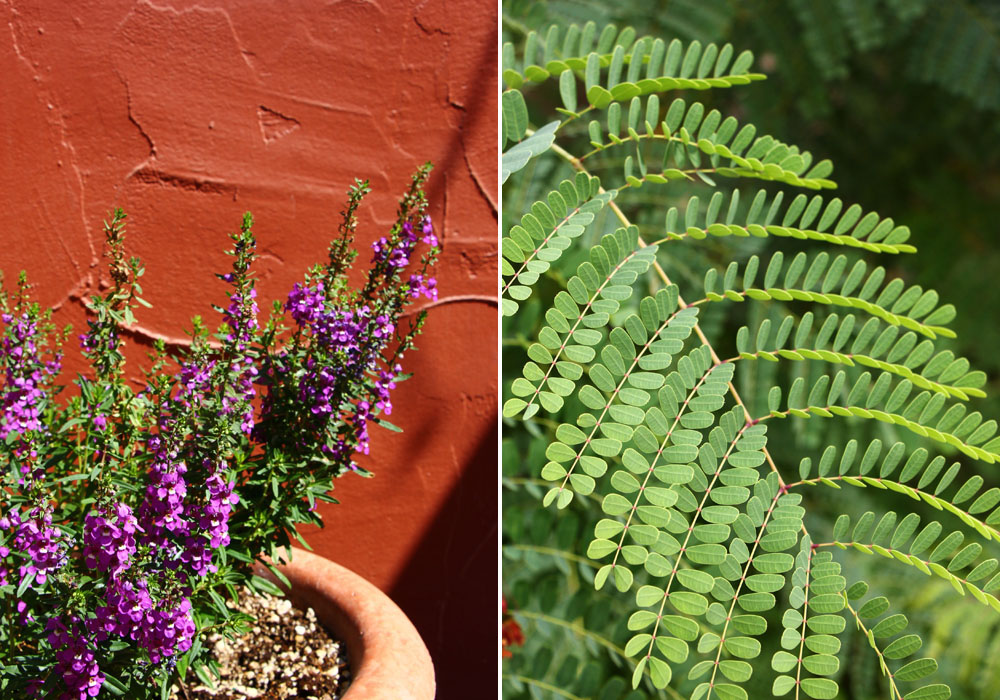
256,547 -> 435,700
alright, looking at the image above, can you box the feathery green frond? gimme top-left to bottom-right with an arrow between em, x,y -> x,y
658,189 -> 916,255
580,96 -> 835,191
822,509 -> 1000,616
503,226 -> 660,418
539,319 -> 703,509
841,589 -> 951,700
702,251 -> 954,339
771,542 -> 847,699
792,439 -> 1000,543
502,11 -> 999,700
502,23 -> 764,98
733,313 -> 985,400
756,370 -> 1000,464
501,172 -> 614,315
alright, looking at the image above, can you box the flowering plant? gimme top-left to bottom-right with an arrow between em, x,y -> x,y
0,165 -> 439,699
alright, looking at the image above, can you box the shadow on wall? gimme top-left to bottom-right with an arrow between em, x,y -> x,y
388,418 -> 497,700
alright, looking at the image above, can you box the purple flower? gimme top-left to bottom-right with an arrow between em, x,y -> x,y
408,274 -> 438,301
13,506 -> 64,587
372,314 -> 394,340
83,578 -> 195,664
286,282 -> 326,325
224,286 -> 259,347
47,617 -> 105,699
183,459 -> 239,576
374,368 -> 398,415
421,216 -> 438,247
371,237 -> 411,269
0,312 -> 58,440
82,502 -> 139,578
177,359 -> 215,402
138,597 -> 196,664
220,247 -> 260,435
86,577 -> 153,642
137,444 -> 190,550
0,544 -> 9,587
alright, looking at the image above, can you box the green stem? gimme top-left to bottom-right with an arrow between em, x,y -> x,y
554,305 -> 686,496
504,544 -> 597,568
643,422 -> 754,663
502,674 -> 585,700
793,546 -> 814,700
507,610 -> 688,700
514,609 -> 628,660
788,476 -> 1000,543
608,365 -> 715,571
707,488 -> 784,698
842,595 -> 905,700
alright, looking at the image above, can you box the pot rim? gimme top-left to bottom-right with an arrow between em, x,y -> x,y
256,547 -> 435,700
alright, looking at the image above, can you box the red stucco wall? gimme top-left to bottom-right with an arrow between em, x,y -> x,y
1,0 -> 497,695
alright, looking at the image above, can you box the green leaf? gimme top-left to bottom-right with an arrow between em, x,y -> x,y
631,656 -> 647,689
883,633 -> 922,659
719,660 -> 753,683
559,69 -> 577,112
772,650 -> 797,673
249,574 -> 284,597
636,585 -> 664,607
723,636 -> 761,659
732,614 -> 767,635
502,89 -> 529,142
745,573 -> 785,593
760,530 -> 798,552
753,553 -> 794,573
587,84 -> 614,109
807,614 -> 846,634
686,543 -> 727,564
738,592 -> 776,612
102,674 -> 128,696
772,675 -> 796,696
802,653 -> 839,676
16,571 -> 35,598
670,591 -> 709,615
800,678 -> 839,699
502,121 -> 559,183
832,514 -> 850,541
845,581 -> 869,599
656,635 -> 690,663
614,565 -> 634,591
872,613 -> 907,639
858,596 -> 890,618
649,656 -> 672,688
894,658 -> 938,681
624,633 -> 652,657
713,684 -> 748,700
906,684 -> 952,700
677,568 -> 716,593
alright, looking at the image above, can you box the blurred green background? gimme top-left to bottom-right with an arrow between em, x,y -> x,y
502,1 -> 1000,699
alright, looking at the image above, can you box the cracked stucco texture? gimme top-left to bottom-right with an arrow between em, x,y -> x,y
1,0 -> 497,693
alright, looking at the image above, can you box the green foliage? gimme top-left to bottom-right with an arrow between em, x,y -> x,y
503,0 -> 1000,115
502,172 -> 614,316
0,169 -> 438,699
502,10 -> 999,700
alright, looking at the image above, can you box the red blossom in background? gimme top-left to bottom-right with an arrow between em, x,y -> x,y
501,597 -> 524,658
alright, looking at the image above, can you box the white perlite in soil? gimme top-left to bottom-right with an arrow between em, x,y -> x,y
170,588 -> 350,700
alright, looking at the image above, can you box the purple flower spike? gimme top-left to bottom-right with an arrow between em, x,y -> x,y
421,216 -> 438,247
82,502 -> 139,579
13,507 -> 64,588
